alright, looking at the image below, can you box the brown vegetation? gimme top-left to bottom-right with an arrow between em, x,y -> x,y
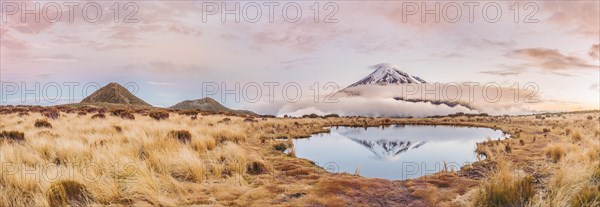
0,130 -> 25,141
91,113 -> 106,119
34,119 -> 52,128
0,106 -> 598,206
169,130 -> 192,143
111,109 -> 135,120
149,111 -> 169,121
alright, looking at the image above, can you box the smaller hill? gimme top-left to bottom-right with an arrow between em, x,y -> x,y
170,97 -> 256,115
81,83 -> 151,106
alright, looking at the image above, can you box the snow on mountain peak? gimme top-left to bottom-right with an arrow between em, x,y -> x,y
348,63 -> 426,87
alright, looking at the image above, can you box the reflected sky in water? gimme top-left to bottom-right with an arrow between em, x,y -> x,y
293,125 -> 506,180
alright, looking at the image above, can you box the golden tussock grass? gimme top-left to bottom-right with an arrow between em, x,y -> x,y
0,112 -> 270,206
0,107 -> 598,206
545,144 -> 566,163
474,161 -> 535,207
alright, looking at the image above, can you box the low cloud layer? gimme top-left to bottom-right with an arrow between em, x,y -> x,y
245,83 -> 591,117
249,96 -> 473,117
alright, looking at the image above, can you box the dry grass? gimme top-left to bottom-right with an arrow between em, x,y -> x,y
572,130 -> 582,142
545,144 -> 566,163
47,180 -> 92,207
0,112 -> 271,206
570,186 -> 600,207
211,128 -> 247,144
474,161 -> 535,207
168,130 -> 192,143
246,160 -> 270,175
0,107 -> 598,206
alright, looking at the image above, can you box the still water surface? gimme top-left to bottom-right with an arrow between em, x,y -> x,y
292,125 -> 506,180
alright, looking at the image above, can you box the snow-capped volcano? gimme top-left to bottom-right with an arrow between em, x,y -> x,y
348,63 -> 426,87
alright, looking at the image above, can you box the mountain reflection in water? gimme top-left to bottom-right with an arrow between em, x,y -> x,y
347,138 -> 426,161
292,125 -> 506,180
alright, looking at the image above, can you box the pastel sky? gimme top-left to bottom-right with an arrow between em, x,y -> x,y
1,1 -> 599,111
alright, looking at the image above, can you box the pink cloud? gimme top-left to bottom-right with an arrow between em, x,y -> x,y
0,27 -> 29,50
544,2 -> 600,37
509,48 -> 599,71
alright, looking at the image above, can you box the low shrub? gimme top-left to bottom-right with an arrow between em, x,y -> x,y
111,109 -> 135,120
0,130 -> 25,142
246,160 -> 270,174
149,111 -> 169,121
504,144 -> 512,153
113,126 -> 122,133
91,113 -> 106,119
169,130 -> 192,143
244,118 -> 257,123
120,112 -> 135,120
34,119 -> 52,128
273,143 -> 288,152
323,114 -> 340,118
179,110 -> 198,116
302,113 -> 320,118
43,109 -> 60,120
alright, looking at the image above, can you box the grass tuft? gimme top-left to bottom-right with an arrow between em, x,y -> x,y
34,119 -> 53,128
570,186 -> 600,207
273,143 -> 288,152
211,129 -> 246,143
572,131 -> 582,142
169,130 -> 192,143
113,125 -> 122,133
247,160 -> 270,175
47,180 -> 92,207
0,130 -> 25,142
474,164 -> 535,207
545,144 -> 566,163
505,144 -> 512,153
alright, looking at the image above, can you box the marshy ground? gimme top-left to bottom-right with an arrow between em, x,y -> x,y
0,106 -> 598,206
